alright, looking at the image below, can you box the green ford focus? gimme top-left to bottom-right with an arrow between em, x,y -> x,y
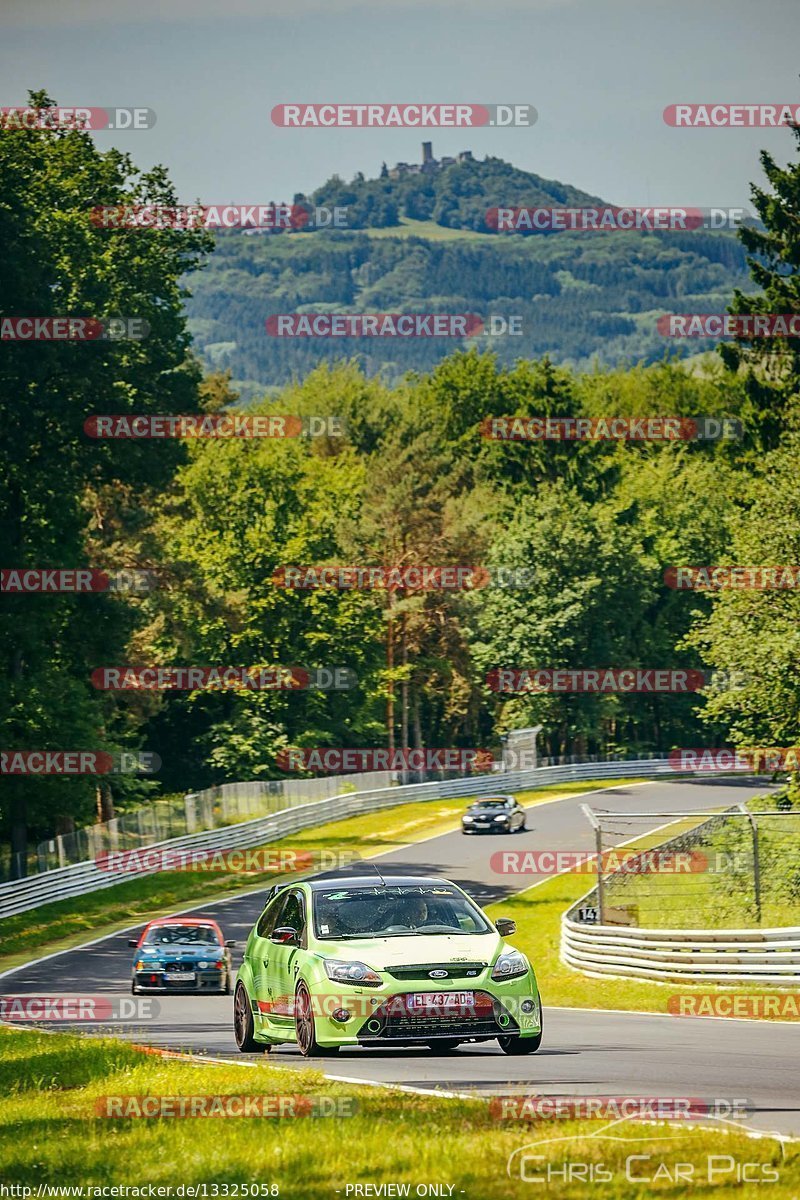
233,874 -> 542,1056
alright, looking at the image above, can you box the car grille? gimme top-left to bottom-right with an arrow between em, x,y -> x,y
136,961 -> 224,991
385,962 -> 487,981
357,991 -> 520,1042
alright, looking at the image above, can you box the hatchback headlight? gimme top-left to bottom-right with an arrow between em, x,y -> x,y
491,951 -> 528,981
324,959 -> 383,987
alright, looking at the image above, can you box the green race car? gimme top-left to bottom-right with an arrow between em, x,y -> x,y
233,873 -> 542,1056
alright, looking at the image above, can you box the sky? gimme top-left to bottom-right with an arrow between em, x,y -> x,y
1,0 -> 799,209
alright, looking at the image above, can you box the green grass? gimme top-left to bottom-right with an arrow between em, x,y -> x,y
599,794 -> 800,929
0,779 -> 637,973
361,217 -> 496,242
0,1026 -> 796,1196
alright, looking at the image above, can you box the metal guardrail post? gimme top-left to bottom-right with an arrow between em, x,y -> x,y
739,803 -> 762,925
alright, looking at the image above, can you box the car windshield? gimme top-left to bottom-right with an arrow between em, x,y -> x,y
312,885 -> 493,939
142,925 -> 219,946
473,799 -> 508,808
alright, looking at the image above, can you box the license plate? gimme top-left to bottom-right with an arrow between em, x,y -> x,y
407,991 -> 474,1009
166,971 -> 196,981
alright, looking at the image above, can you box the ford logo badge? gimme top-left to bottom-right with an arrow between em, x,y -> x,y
429,969 -> 448,978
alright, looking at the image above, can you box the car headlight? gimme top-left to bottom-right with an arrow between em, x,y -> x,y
136,959 -> 158,971
491,951 -> 528,981
462,816 -> 474,823
324,959 -> 383,987
493,814 -> 509,823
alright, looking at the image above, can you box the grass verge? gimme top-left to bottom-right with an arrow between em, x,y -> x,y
597,793 -> 800,929
0,1026 -> 796,1197
0,779 -> 638,974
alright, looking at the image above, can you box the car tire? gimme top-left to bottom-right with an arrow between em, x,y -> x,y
224,972 -> 232,996
426,1039 -> 461,1053
498,1026 -> 542,1055
518,818 -> 527,832
234,981 -> 269,1053
295,981 -> 339,1057
131,979 -> 138,995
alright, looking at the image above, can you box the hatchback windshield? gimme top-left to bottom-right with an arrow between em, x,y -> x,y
143,925 -> 219,946
312,885 -> 493,939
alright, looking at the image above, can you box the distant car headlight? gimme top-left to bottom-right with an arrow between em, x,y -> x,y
324,959 -> 383,987
493,814 -> 509,823
491,951 -> 528,981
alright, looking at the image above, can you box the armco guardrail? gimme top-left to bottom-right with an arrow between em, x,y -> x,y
561,915 -> 800,986
0,756 -> 674,920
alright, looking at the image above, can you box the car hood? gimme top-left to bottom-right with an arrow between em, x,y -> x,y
316,931 -> 503,968
137,945 -> 220,960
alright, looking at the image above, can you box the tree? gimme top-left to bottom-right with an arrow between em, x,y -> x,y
720,117 -> 800,449
0,92 -> 211,871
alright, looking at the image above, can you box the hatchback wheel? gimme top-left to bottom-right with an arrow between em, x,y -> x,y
295,982 -> 339,1057
234,981 -> 269,1053
425,1039 -> 461,1053
499,1018 -> 542,1055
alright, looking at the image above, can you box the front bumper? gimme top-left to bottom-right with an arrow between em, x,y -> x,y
133,968 -> 227,993
462,821 -> 511,834
253,964 -> 541,1047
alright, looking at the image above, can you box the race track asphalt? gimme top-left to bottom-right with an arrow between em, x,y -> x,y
3,777 -> 798,1136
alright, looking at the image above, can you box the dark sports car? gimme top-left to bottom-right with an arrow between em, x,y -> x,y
461,795 -> 527,834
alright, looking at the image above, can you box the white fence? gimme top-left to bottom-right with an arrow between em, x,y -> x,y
561,916 -> 800,986
0,756 -> 674,920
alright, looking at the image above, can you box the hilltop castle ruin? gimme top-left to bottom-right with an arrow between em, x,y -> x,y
383,142 -> 474,180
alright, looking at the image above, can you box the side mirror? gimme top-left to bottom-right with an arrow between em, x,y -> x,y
128,939 -> 139,948
270,926 -> 299,946
225,939 -> 237,948
495,917 -> 516,937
